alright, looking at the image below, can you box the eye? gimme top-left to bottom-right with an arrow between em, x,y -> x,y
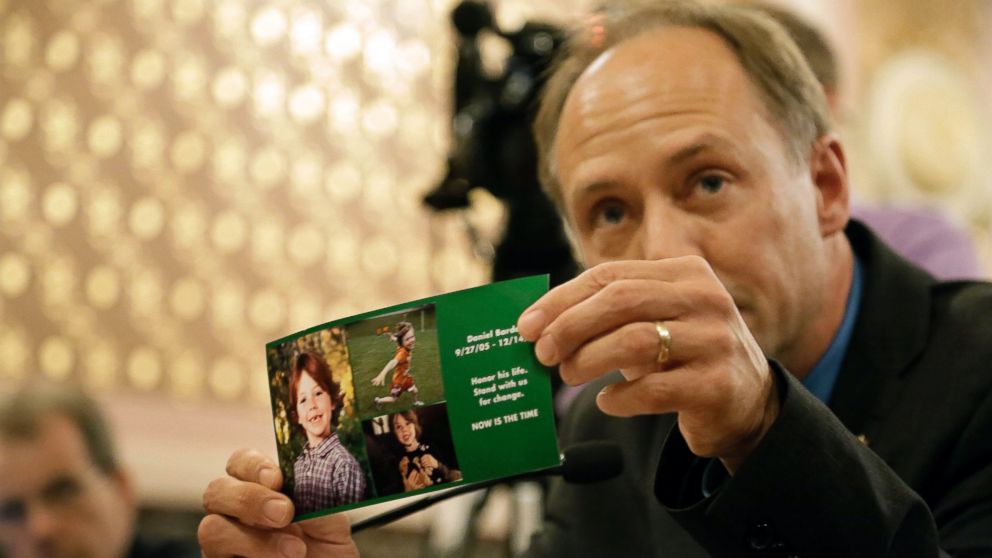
41,476 -> 82,506
0,499 -> 26,522
592,200 -> 626,228
697,174 -> 725,194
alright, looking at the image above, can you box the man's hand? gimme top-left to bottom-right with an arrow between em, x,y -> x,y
199,448 -> 359,558
517,257 -> 779,473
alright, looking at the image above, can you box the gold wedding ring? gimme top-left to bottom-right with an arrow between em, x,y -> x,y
654,321 -> 672,364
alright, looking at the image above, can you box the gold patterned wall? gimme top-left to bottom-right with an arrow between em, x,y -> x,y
0,0 -> 585,504
0,0 -> 501,405
851,0 -> 992,272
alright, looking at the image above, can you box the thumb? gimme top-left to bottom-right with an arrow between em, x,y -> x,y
296,514 -> 360,557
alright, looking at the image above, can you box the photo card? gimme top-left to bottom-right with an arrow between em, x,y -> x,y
265,275 -> 561,520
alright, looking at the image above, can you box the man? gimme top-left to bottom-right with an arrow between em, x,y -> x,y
0,383 -> 198,558
198,2 -> 992,556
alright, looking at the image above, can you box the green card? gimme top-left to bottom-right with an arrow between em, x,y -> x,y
265,275 -> 561,521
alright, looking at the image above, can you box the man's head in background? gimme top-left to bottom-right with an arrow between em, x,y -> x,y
0,383 -> 136,558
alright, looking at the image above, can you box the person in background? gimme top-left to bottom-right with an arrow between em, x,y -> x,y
0,382 -> 199,558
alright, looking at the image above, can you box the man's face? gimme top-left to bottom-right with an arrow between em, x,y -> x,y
554,26 -> 838,361
0,415 -> 135,558
296,371 -> 334,443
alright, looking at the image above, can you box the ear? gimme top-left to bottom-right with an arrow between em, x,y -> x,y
110,467 -> 137,510
808,133 -> 850,237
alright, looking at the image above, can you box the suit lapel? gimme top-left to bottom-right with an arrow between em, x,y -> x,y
828,221 -> 935,435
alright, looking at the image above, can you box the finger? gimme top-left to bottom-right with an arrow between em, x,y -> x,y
226,448 -> 283,490
517,257 -> 707,340
203,475 -> 295,528
559,319 -> 721,385
557,321 -> 667,384
534,279 -> 697,365
594,368 -> 699,417
619,364 -> 656,382
198,514 -> 307,558
298,514 -> 360,556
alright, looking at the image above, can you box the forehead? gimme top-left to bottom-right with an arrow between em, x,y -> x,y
568,26 -> 761,117
0,415 -> 92,495
297,371 -> 318,392
557,27 -> 772,157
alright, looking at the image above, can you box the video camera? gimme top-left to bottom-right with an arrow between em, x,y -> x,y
423,0 -> 577,286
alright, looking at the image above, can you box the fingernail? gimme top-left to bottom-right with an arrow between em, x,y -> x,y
279,535 -> 307,558
259,466 -> 278,488
263,499 -> 291,524
535,333 -> 558,364
517,308 -> 546,340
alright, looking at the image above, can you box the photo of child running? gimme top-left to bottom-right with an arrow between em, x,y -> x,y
370,321 -> 423,408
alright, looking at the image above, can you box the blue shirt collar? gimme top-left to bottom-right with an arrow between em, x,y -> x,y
801,257 -> 864,404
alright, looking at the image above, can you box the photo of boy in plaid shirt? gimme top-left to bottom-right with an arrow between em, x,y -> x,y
289,351 -> 366,514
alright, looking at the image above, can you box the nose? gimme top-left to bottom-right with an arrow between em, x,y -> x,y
25,501 -> 59,542
639,198 -> 699,261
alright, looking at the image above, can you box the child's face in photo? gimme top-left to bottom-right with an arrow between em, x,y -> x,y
393,415 -> 418,451
401,330 -> 416,350
296,371 -> 334,443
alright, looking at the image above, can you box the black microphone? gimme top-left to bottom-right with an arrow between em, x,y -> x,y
351,441 -> 622,533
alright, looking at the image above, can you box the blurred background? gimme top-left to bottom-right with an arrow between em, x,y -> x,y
1,0 -> 990,555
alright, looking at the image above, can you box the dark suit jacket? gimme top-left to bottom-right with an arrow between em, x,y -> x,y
527,222 -> 992,557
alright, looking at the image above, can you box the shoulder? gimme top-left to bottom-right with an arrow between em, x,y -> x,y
932,280 -> 992,321
293,449 -> 309,469
926,280 -> 992,362
877,280 -> 992,475
921,280 -> 992,387
326,435 -> 361,467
